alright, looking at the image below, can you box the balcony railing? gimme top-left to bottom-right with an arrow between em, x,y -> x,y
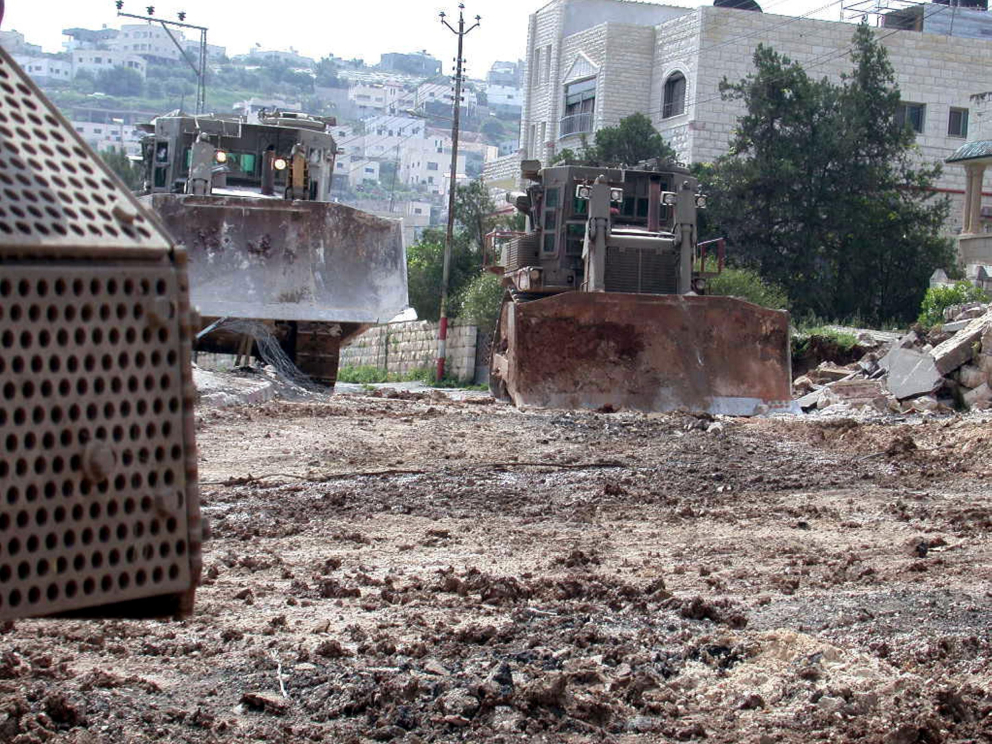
559,112 -> 593,138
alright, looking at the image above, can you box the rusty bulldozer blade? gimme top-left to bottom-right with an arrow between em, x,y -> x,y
490,292 -> 795,416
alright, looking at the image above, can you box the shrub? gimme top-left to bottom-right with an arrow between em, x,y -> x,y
336,365 -> 389,384
456,272 -> 504,333
707,267 -> 789,310
917,281 -> 990,328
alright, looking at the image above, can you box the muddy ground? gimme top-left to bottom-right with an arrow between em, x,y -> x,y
2,388 -> 992,743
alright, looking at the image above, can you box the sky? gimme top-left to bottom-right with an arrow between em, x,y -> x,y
4,0 -> 858,76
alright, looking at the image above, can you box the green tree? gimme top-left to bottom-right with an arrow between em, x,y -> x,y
550,115 -> 676,167
406,182 -> 502,321
406,228 -> 479,321
100,148 -> 140,191
705,26 -> 952,324
96,66 -> 144,97
589,112 -> 677,166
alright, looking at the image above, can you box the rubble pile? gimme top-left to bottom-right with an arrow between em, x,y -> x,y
794,303 -> 992,415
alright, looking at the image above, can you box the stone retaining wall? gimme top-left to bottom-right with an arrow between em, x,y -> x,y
340,320 -> 480,381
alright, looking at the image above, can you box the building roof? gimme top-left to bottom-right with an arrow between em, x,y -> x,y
946,140 -> 992,163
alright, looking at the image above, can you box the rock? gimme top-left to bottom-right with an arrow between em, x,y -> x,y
817,695 -> 844,714
439,689 -> 479,718
422,658 -> 449,676
963,382 -> 992,409
818,379 -> 886,409
941,319 -> 970,333
522,673 -> 568,708
930,312 -> 991,375
808,364 -> 853,384
883,348 -> 943,400
978,353 -> 992,376
904,395 -> 940,413
797,388 -> 826,410
492,705 -> 524,733
240,691 -> 290,715
958,364 -> 988,389
792,375 -> 817,395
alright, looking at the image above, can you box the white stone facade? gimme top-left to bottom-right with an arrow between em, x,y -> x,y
522,0 -> 992,233
11,55 -> 72,83
72,49 -> 147,80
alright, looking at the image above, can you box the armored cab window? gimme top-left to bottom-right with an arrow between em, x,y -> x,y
542,187 -> 559,253
663,72 -> 686,119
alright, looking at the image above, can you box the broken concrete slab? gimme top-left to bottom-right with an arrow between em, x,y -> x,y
929,312 -> 991,376
797,388 -> 827,410
817,379 -> 889,410
958,364 -> 987,390
193,366 -> 276,407
963,382 -> 992,409
884,348 -> 944,400
941,319 -> 970,333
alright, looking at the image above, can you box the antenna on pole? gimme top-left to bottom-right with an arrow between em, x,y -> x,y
435,3 -> 480,383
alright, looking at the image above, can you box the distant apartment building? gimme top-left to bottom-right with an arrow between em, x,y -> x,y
520,0 -> 992,233
11,55 -> 72,83
415,81 -> 478,112
380,51 -> 442,77
71,119 -> 142,156
486,83 -> 523,116
348,82 -> 416,117
486,60 -> 523,87
72,49 -> 147,79
401,137 -> 467,195
0,29 -> 42,55
243,47 -> 315,68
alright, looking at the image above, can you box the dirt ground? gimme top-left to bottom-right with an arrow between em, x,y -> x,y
2,387 -> 992,743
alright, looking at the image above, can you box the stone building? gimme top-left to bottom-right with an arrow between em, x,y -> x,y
519,0 -> 992,233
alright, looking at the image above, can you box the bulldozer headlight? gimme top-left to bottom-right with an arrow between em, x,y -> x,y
273,157 -> 288,171
214,150 -> 228,164
575,184 -> 591,200
661,192 -> 678,206
695,194 -> 708,209
610,188 -> 624,203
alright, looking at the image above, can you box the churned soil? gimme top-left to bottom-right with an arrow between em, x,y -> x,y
2,389 -> 992,743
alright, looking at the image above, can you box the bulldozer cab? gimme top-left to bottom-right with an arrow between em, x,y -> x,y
501,163 -> 705,297
137,112 -> 337,201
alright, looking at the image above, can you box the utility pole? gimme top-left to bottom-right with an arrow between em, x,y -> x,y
115,3 -> 209,114
435,3 -> 479,382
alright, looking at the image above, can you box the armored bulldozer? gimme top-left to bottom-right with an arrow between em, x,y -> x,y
0,47 -> 203,619
489,161 -> 793,415
137,111 -> 408,385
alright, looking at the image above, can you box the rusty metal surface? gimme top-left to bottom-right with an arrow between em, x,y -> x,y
143,194 -> 408,325
0,263 -> 202,619
492,292 -> 794,415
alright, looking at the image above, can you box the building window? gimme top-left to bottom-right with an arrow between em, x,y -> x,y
896,102 -> 925,134
949,107 -> 969,138
663,72 -> 686,119
561,78 -> 595,137
427,162 -> 439,171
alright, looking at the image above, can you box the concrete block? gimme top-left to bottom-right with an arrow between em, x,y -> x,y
930,313 -> 991,375
963,382 -> 992,409
958,364 -> 987,389
885,348 -> 943,400
942,319 -> 970,333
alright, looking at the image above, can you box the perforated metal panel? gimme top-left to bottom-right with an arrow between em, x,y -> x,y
0,47 -> 170,256
0,49 -> 201,619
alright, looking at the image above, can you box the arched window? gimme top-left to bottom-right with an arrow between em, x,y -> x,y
663,72 -> 686,119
